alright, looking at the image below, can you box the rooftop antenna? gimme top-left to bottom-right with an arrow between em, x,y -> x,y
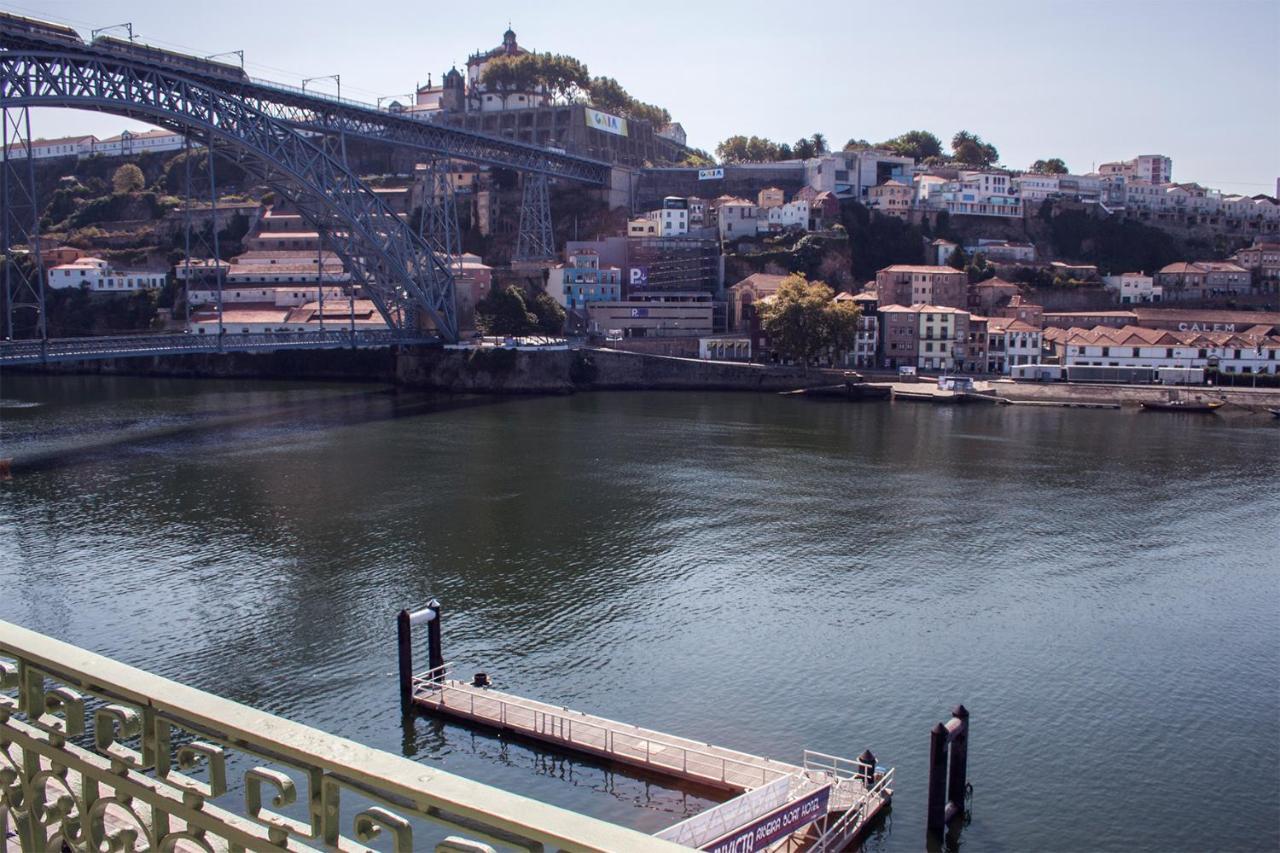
91,23 -> 135,42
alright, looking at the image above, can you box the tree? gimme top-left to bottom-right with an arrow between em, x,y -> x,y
879,130 -> 943,162
810,133 -> 828,155
757,274 -> 861,371
793,138 -> 815,160
951,131 -> 999,167
843,138 -> 872,152
1030,158 -> 1069,174
529,290 -> 566,335
112,163 -> 145,194
475,285 -> 536,335
947,246 -> 969,270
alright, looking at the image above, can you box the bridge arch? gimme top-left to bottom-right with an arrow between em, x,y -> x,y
0,50 -> 457,340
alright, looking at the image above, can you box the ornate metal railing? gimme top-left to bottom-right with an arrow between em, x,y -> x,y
0,620 -> 682,852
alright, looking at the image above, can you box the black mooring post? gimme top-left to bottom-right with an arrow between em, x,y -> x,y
926,722 -> 949,839
426,598 -> 443,671
397,608 -> 414,708
947,704 -> 970,822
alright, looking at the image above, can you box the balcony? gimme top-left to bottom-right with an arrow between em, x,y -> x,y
0,620 -> 678,852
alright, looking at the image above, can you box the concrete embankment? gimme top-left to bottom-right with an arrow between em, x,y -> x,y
394,346 -> 826,393
984,380 -> 1280,411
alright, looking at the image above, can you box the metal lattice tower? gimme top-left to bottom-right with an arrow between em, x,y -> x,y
419,158 -> 462,274
1,105 -> 45,341
513,171 -> 554,263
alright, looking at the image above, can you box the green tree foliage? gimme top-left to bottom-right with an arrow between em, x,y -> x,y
951,131 -> 999,167
839,201 -> 927,281
716,133 -> 829,163
475,284 -> 536,335
878,130 -> 943,161
1042,208 -> 1182,274
112,163 -> 145,194
529,290 -> 566,335
1030,158 -> 1069,174
966,252 -> 996,283
947,246 -> 968,270
757,275 -> 861,370
843,138 -> 872,151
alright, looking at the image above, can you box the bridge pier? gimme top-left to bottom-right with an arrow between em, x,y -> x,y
514,171 -> 555,263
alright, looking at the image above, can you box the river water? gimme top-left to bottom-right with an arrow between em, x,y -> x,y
1,375 -> 1277,852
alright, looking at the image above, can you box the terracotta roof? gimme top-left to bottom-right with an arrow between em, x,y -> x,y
729,273 -> 788,293
878,265 -> 967,275
1045,323 -> 1278,348
878,304 -> 968,314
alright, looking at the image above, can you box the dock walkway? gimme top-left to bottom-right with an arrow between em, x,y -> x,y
412,667 -> 893,851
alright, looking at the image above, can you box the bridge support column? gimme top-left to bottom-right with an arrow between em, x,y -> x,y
514,172 -> 554,263
419,159 -> 462,271
1,105 -> 46,344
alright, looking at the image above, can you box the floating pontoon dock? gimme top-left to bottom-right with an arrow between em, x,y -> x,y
398,604 -> 894,851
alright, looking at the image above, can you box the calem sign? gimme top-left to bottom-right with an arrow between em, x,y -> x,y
585,107 -> 628,137
703,785 -> 831,853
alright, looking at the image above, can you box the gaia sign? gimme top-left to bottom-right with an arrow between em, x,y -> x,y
698,167 -> 725,180
585,107 -> 628,137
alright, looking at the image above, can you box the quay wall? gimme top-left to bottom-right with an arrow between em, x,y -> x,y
12,347 -> 399,383
16,346 -> 826,394
986,381 -> 1280,411
393,347 -> 826,393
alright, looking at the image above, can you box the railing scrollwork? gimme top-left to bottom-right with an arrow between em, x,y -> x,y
0,620 -> 682,852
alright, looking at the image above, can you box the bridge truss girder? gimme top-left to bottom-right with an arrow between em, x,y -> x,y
0,50 -> 457,342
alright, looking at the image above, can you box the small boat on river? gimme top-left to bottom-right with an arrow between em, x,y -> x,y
1139,390 -> 1225,413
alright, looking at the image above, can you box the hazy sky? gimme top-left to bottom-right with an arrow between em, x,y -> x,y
8,0 -> 1279,194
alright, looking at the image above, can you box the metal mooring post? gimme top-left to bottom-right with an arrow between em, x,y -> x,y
926,705 -> 970,844
397,599 -> 442,708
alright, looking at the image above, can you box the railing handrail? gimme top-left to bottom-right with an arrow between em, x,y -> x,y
0,619 -> 683,851
412,676 -> 793,788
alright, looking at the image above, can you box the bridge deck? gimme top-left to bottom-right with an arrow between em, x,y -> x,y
0,330 -> 436,365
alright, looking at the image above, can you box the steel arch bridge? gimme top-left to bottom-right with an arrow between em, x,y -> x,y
0,49 -> 460,348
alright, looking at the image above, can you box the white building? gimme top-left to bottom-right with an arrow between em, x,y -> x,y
1098,154 -> 1173,185
805,150 -> 915,201
47,257 -> 165,293
986,318 -> 1042,374
645,197 -> 689,237
929,171 -> 1023,218
1103,272 -> 1162,304
1047,324 -> 1280,375
1,134 -> 97,161
92,129 -> 188,157
716,197 -> 759,241
965,238 -> 1036,263
760,200 -> 809,233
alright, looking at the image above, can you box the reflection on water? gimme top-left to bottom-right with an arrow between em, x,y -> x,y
1,374 -> 1277,851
